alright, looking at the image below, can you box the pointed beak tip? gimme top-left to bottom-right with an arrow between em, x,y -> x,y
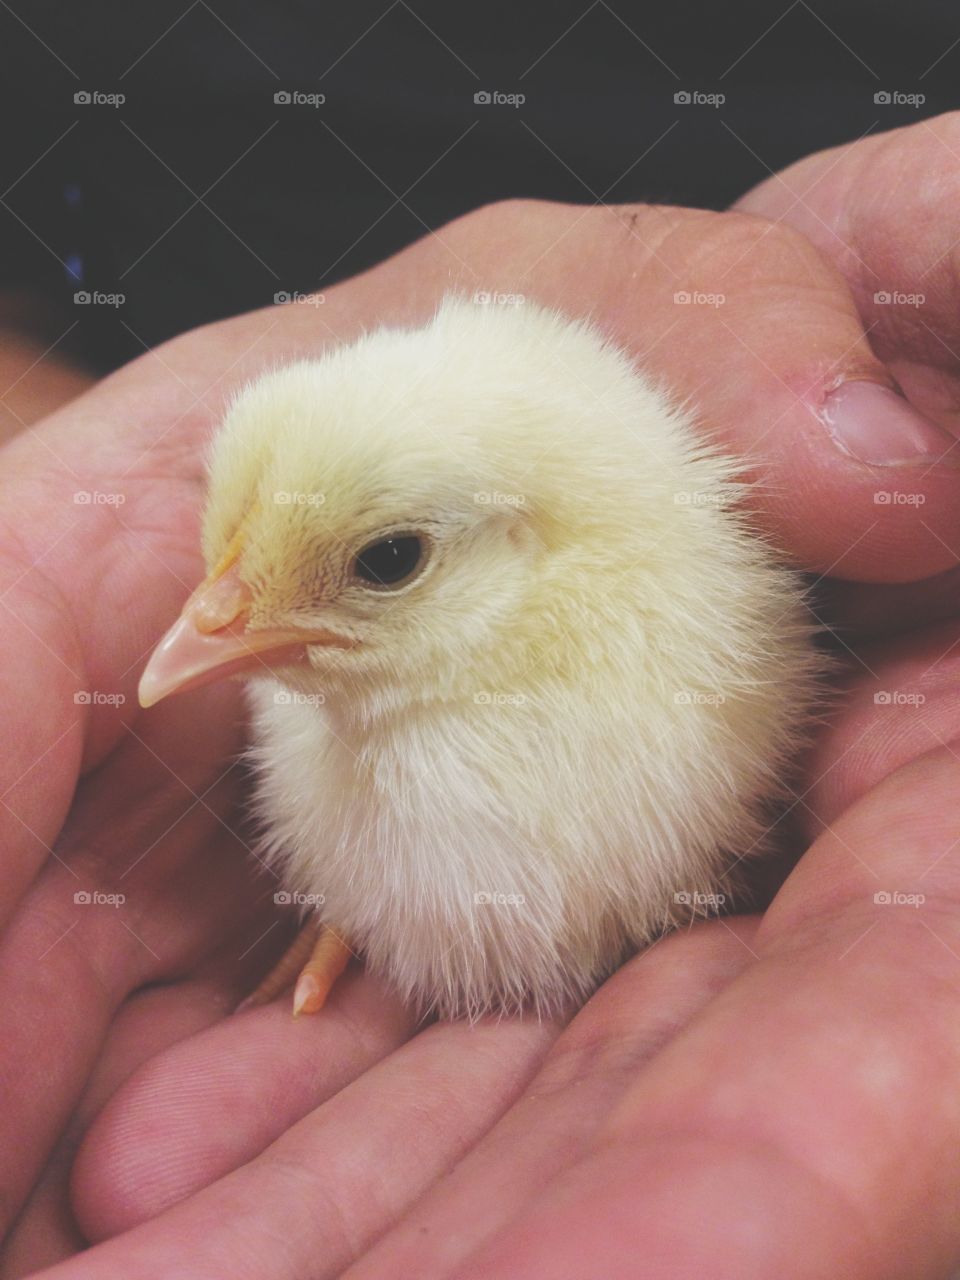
137,656 -> 175,708
137,680 -> 162,710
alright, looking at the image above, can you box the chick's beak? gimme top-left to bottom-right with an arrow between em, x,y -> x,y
138,552 -> 347,708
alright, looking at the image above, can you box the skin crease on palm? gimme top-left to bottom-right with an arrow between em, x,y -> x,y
3,112 -> 960,1280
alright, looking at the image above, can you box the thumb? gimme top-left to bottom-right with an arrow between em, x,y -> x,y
428,200 -> 960,582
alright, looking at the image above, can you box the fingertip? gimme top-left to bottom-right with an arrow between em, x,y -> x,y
71,970 -> 416,1242
740,374 -> 960,582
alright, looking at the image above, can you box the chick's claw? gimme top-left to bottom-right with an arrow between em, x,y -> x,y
238,920 -> 352,1017
293,926 -> 352,1016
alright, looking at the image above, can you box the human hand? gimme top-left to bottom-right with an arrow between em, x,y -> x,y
1,194 -> 958,1278
736,109 -> 960,636
16,689 -> 960,1280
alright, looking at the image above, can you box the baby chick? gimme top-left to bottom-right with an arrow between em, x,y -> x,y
139,297 -> 818,1020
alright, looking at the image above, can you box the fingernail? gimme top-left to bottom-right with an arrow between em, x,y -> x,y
819,381 -> 959,467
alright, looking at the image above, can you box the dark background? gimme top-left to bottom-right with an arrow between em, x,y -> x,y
0,0 -> 954,369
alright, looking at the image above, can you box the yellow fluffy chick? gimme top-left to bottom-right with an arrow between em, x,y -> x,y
139,297 -> 818,1020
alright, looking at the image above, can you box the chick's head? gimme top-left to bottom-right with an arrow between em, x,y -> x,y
140,298 -> 658,712
207,359 -> 538,700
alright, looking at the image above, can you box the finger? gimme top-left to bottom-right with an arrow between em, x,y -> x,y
450,746 -> 960,1280
0,688 -> 263,1236
0,540 -> 84,924
736,112 -> 960,383
3,912 -> 359,1276
0,328 -> 277,925
0,487 -> 241,926
0,976 -> 239,1278
344,918 -> 759,1280
1,920 -> 314,1277
35,1016 -> 561,1280
72,968 -> 417,1240
413,200 -> 960,582
803,620 -> 960,832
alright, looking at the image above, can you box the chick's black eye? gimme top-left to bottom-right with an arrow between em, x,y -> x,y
353,535 -> 424,588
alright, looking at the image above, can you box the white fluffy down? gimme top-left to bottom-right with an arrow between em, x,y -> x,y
207,298 -> 820,1019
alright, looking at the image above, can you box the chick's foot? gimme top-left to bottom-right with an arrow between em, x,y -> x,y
239,920 -> 352,1017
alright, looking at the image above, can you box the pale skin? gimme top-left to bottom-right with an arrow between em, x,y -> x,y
2,113 -> 960,1278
